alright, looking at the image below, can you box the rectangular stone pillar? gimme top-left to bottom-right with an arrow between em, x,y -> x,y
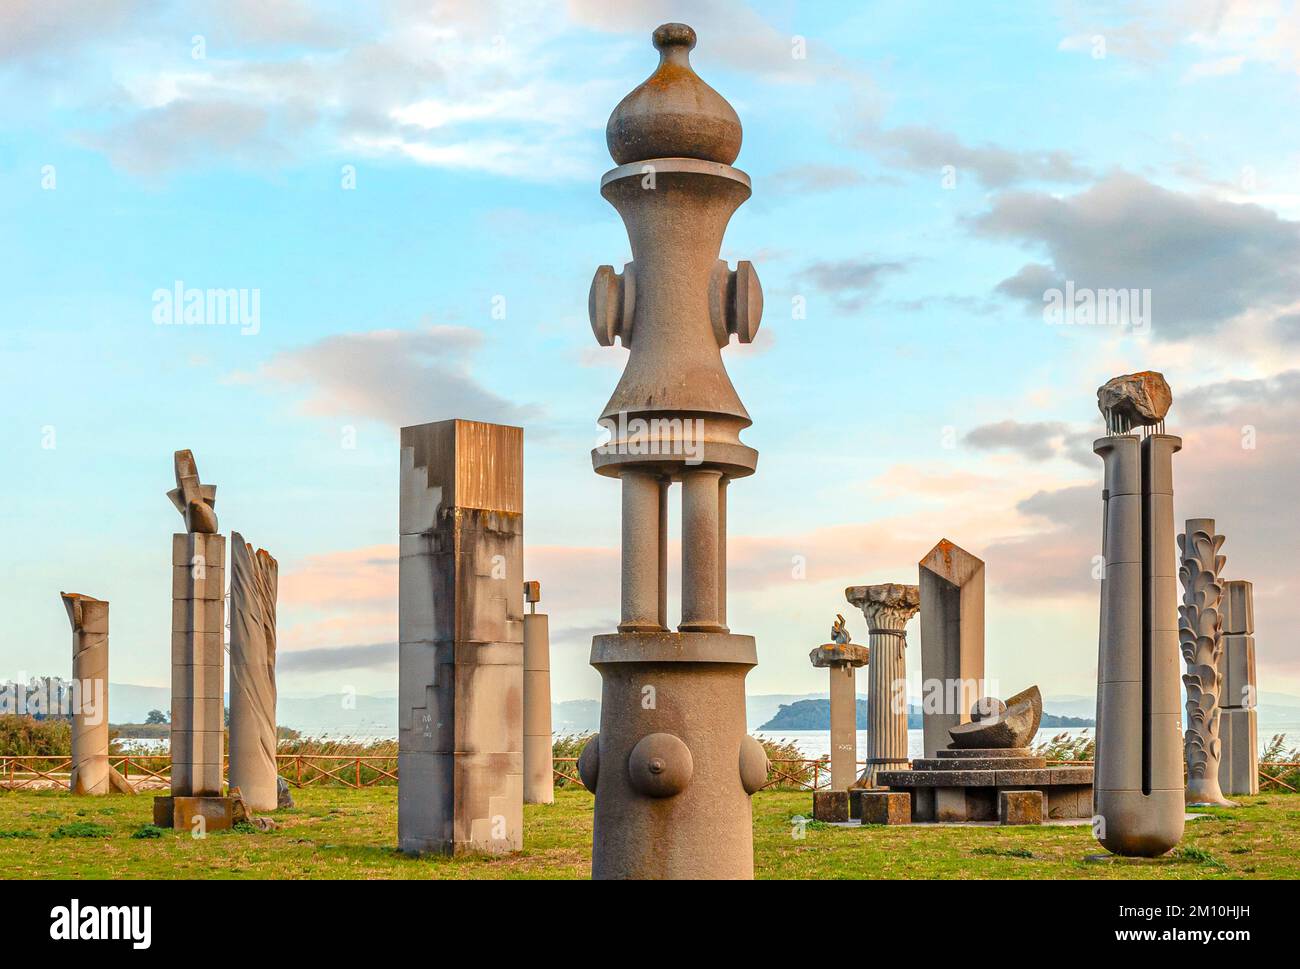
62,593 -> 110,795
398,419 -> 524,855
828,663 -> 857,791
918,540 -> 985,757
522,582 -> 553,805
1219,579 -> 1259,795
171,532 -> 226,797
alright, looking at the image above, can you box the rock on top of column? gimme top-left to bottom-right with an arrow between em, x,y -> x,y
605,23 -> 743,166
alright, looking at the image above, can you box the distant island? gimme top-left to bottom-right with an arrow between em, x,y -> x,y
758,698 -> 1094,731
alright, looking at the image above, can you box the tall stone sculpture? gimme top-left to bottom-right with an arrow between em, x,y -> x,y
229,533 -> 279,812
578,23 -> 768,880
156,449 -> 234,830
846,583 -> 921,786
522,580 -> 554,805
918,540 -> 985,758
61,593 -> 110,795
1178,519 -> 1234,806
809,616 -> 869,795
398,419 -> 524,855
1218,579 -> 1258,795
1093,371 -> 1185,857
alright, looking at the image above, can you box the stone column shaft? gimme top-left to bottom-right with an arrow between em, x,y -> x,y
63,594 -> 110,796
170,532 -> 226,797
1218,578 -> 1258,795
828,664 -> 857,791
1178,518 -> 1232,806
680,469 -> 722,631
522,609 -> 554,804
621,470 -> 661,631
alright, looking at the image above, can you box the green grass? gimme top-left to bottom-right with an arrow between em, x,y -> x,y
0,787 -> 1296,879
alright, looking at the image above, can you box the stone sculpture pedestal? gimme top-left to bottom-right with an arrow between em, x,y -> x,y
809,641 -> 869,798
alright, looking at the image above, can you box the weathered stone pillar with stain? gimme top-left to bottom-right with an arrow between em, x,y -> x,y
809,617 -> 869,793
918,540 -> 985,758
522,580 -> 554,805
1093,371 -> 1185,857
229,533 -> 279,812
1178,518 -> 1234,807
1219,579 -> 1258,795
61,593 -> 110,795
398,419 -> 524,856
846,583 -> 920,786
579,23 -> 768,879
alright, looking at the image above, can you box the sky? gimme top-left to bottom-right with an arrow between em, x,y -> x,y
2,0 -> 1299,708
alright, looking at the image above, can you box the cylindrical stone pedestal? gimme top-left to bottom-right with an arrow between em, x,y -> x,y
62,593 -> 110,796
523,610 -> 554,804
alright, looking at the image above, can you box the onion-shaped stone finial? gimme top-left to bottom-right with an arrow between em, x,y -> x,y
605,22 -> 742,166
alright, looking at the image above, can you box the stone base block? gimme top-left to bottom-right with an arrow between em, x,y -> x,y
999,789 -> 1044,825
153,795 -> 235,833
858,791 -> 911,825
812,790 -> 849,822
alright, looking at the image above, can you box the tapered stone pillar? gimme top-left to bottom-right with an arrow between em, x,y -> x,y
918,541 -> 985,758
810,637 -> 870,791
229,533 -> 279,812
1093,371 -> 1185,857
522,580 -> 554,805
846,583 -> 920,786
1219,579 -> 1258,795
398,419 -> 524,856
580,23 -> 768,880
1178,519 -> 1234,806
61,593 -> 110,795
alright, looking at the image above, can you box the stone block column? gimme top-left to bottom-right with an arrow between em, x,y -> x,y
228,533 -> 279,812
171,531 -> 226,797
918,540 -> 985,758
846,583 -> 921,786
61,593 -> 110,795
522,580 -> 554,804
1219,579 -> 1258,795
810,642 -> 869,791
398,419 -> 524,856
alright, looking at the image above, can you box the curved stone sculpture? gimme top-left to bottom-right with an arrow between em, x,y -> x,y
845,583 -> 920,786
948,685 -> 1042,749
229,533 -> 279,812
1178,519 -> 1234,807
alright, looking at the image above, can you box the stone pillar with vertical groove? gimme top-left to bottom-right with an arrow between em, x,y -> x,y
918,540 -> 985,758
846,583 -> 920,786
61,593 -> 110,795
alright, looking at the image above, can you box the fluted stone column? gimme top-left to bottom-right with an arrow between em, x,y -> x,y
228,533 -> 279,812
61,593 -> 110,795
1219,579 -> 1258,795
846,583 -> 920,787
1178,519 -> 1234,806
522,580 -> 554,805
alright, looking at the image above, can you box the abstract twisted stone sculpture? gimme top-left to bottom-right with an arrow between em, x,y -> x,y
398,419 -> 524,855
918,540 -> 985,758
1218,579 -> 1258,795
1178,519 -> 1235,807
809,625 -> 869,797
582,23 -> 765,879
845,583 -> 920,786
948,685 -> 1042,749
61,593 -> 111,796
1097,371 -> 1172,434
229,533 -> 279,812
522,580 -> 554,805
1093,374 -> 1185,856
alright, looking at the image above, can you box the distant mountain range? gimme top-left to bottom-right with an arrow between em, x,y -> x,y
757,698 -> 1094,731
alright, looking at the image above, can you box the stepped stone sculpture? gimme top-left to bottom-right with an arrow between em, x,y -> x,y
845,583 -> 920,786
578,23 -> 768,879
1218,579 -> 1258,795
398,419 -> 524,856
1093,372 -> 1185,856
918,540 -> 985,758
522,580 -> 554,805
809,616 -> 870,796
1178,519 -> 1235,806
155,450 -> 234,830
228,533 -> 279,812
61,593 -> 111,795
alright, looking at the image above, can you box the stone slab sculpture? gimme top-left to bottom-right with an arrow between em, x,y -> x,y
1218,578 -> 1258,795
61,593 -> 111,795
918,540 -> 985,758
155,450 -> 234,830
578,23 -> 768,879
809,617 -> 870,796
948,685 -> 1042,749
228,533 -> 279,812
1177,519 -> 1235,806
845,583 -> 920,786
522,580 -> 554,805
1093,372 -> 1185,856
398,419 -> 524,856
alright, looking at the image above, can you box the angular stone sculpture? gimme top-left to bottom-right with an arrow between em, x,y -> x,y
398,419 -> 524,856
1093,374 -> 1185,856
948,685 -> 1042,749
522,580 -> 554,805
809,622 -> 870,797
1218,579 -> 1258,795
918,540 -> 985,758
1097,371 -> 1172,434
228,533 -> 279,812
1177,519 -> 1235,807
845,583 -> 920,786
581,23 -> 767,879
61,593 -> 111,796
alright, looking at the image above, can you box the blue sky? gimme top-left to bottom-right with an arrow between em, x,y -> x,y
3,0 -> 1299,706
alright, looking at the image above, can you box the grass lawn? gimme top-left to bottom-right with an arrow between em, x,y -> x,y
1,786 -> 1297,879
